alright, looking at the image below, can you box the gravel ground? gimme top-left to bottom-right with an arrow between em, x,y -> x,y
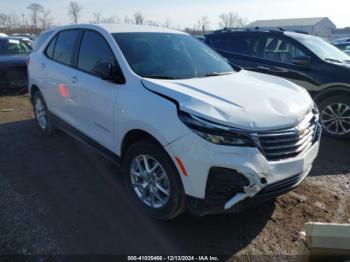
0,95 -> 349,259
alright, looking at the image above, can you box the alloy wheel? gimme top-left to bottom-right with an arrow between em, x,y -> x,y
35,98 -> 47,129
320,103 -> 350,135
130,155 -> 170,208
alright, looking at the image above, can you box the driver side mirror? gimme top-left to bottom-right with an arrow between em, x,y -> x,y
92,62 -> 125,83
292,55 -> 312,66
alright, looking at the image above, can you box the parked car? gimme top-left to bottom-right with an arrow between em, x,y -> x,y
11,35 -> 33,49
334,42 -> 350,56
28,24 -> 321,219
12,33 -> 36,41
0,37 -> 31,92
204,29 -> 350,138
331,38 -> 350,45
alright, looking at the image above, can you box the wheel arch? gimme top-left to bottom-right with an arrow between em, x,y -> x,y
120,129 -> 164,159
313,86 -> 350,104
29,84 -> 41,100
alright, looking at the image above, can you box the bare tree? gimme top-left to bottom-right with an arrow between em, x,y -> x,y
40,9 -> 52,30
124,15 -> 134,24
68,1 -> 83,24
28,3 -> 43,33
0,13 -> 9,29
8,12 -> 21,28
93,12 -> 101,24
145,20 -> 158,26
134,12 -> 144,25
101,16 -> 120,24
163,18 -> 171,28
219,12 -> 247,28
195,16 -> 210,32
21,13 -> 28,29
201,16 -> 210,31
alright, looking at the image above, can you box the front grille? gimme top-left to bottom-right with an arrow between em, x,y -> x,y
254,111 -> 321,161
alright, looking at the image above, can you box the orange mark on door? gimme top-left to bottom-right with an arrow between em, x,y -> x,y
175,157 -> 188,177
58,84 -> 70,97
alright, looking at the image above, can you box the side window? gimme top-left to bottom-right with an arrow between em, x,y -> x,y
210,35 -> 228,51
77,30 -> 116,75
211,34 -> 260,57
203,37 -> 212,47
53,30 -> 80,66
339,44 -> 350,51
45,35 -> 57,58
263,37 -> 306,64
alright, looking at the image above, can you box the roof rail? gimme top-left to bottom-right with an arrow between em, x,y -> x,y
213,27 -> 248,33
291,30 -> 309,35
253,27 -> 284,33
212,27 -> 309,35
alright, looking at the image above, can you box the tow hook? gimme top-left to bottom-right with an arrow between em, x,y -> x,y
224,173 -> 266,210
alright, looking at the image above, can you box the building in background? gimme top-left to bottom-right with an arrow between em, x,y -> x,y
247,17 -> 336,39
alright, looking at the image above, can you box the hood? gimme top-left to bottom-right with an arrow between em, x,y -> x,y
142,70 -> 314,132
0,54 -> 28,67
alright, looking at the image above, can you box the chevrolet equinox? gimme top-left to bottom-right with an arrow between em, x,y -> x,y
28,24 -> 321,219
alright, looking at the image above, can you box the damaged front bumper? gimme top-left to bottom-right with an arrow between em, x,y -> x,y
224,172 -> 266,210
187,166 -> 312,216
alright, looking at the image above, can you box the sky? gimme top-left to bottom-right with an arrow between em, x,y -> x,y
1,0 -> 349,29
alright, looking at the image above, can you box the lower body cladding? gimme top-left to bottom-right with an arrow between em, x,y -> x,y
164,132 -> 320,216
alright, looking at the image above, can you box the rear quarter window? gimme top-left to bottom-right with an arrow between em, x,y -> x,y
211,33 -> 261,57
33,31 -> 54,52
45,35 -> 57,58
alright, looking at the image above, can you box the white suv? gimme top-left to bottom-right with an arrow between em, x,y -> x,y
28,24 -> 321,219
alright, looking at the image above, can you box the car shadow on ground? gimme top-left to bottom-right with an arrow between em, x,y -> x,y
309,136 -> 350,177
0,119 -> 277,255
0,89 -> 27,96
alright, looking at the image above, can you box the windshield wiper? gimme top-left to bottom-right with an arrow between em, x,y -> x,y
324,58 -> 342,63
143,75 -> 178,80
200,71 -> 233,77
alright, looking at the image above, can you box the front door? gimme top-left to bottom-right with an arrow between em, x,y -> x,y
69,30 -> 122,150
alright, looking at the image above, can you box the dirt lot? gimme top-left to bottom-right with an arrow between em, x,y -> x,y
0,95 -> 349,259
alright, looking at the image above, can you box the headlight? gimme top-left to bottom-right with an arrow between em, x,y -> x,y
178,111 -> 254,147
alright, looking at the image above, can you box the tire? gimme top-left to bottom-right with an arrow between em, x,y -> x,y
32,91 -> 55,136
318,95 -> 350,139
122,139 -> 186,220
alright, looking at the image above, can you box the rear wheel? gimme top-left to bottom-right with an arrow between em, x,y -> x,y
32,91 -> 55,136
122,139 -> 186,220
319,95 -> 350,139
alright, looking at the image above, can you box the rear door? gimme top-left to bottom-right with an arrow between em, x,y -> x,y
68,29 -> 122,150
255,35 -> 317,91
38,29 -> 81,123
208,32 -> 262,70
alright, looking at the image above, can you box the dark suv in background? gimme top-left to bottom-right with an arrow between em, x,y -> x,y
204,29 -> 350,139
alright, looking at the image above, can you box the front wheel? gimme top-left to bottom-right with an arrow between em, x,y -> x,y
319,95 -> 350,139
122,139 -> 186,220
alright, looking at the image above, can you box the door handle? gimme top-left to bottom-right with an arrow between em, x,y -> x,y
71,76 -> 79,84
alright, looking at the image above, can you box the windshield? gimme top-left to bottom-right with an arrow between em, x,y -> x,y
0,38 -> 31,55
292,34 -> 349,62
113,32 -> 234,79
